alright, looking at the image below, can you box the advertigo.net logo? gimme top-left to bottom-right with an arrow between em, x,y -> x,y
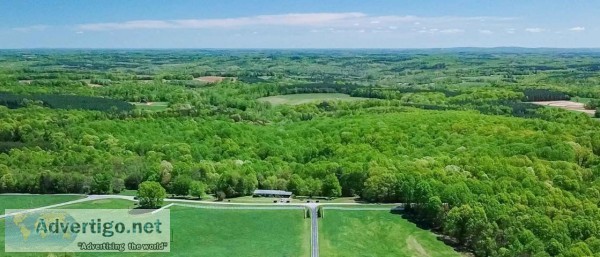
4,209 -> 170,252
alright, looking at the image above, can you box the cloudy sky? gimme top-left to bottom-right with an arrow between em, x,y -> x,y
0,0 -> 597,48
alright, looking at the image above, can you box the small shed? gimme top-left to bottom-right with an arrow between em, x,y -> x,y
253,189 -> 293,198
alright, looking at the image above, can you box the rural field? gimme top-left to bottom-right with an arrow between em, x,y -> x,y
0,195 -> 85,211
1,198 -> 311,257
258,93 -> 368,105
130,102 -> 169,111
531,100 -> 596,116
319,210 -> 460,257
2,196 -> 457,257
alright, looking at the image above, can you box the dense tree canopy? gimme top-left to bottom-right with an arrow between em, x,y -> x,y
1,49 -> 600,256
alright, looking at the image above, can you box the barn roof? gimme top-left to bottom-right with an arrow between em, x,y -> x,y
253,189 -> 292,195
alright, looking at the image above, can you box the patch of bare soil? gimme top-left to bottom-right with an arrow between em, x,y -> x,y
532,100 -> 596,116
193,76 -> 236,83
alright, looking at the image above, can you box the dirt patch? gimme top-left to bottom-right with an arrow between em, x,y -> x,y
532,100 -> 596,116
406,236 -> 430,257
88,83 -> 103,88
193,76 -> 236,83
18,80 -> 32,84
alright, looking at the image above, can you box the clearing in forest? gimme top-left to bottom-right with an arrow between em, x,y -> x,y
531,100 -> 596,116
319,210 -> 460,257
258,93 -> 369,106
0,199 -> 310,257
130,101 -> 169,111
194,76 -> 235,83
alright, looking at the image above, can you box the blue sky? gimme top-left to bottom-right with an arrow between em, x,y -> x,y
0,0 -> 597,48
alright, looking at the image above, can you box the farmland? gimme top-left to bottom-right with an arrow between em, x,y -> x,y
319,210 -> 460,257
130,102 -> 170,111
531,100 -> 596,116
193,76 -> 235,84
1,198 -> 311,257
0,194 -> 84,211
1,49 -> 600,256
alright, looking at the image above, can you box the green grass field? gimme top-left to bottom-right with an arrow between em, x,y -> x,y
572,97 -> 594,104
1,199 -> 310,257
58,198 -> 137,209
0,194 -> 85,212
258,93 -> 369,105
118,190 -> 138,196
1,198 -> 461,257
130,102 -> 169,111
319,210 -> 460,257
166,206 -> 310,257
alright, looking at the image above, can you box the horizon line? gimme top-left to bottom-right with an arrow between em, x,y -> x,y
2,46 -> 600,51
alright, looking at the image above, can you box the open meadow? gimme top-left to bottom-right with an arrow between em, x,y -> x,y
0,195 -> 85,211
319,210 -> 460,257
0,199 -> 311,257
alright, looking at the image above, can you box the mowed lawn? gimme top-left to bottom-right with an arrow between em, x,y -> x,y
0,194 -> 85,212
58,198 -> 137,209
167,206 -> 310,257
320,210 -> 461,257
258,93 -> 369,105
1,199 -> 310,257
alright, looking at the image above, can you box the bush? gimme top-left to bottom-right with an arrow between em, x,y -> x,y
189,181 -> 206,199
137,181 -> 166,209
170,175 -> 192,196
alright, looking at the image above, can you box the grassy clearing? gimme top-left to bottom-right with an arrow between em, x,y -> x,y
57,198 -> 137,209
118,189 -> 138,196
319,210 -> 460,257
571,97 -> 594,104
193,76 -> 235,83
258,93 -> 369,105
531,100 -> 596,116
166,206 -> 309,257
1,199 -> 310,257
130,102 -> 169,111
0,194 -> 84,212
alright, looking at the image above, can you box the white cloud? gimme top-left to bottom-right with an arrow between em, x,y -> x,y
76,13 -> 516,32
78,13 -> 366,31
479,29 -> 493,34
525,27 -> 545,33
569,26 -> 585,31
12,25 -> 49,32
417,28 -> 465,34
506,28 -> 516,34
440,28 -> 464,34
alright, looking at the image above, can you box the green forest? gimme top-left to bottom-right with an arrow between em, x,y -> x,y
1,49 -> 600,256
